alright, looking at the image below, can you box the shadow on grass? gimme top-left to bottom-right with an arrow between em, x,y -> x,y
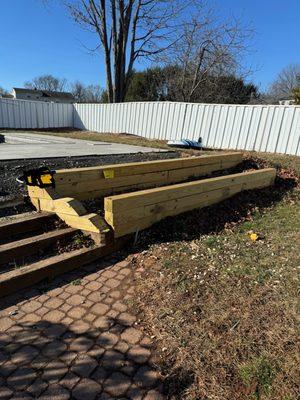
135,165 -> 298,248
1,163 -> 297,312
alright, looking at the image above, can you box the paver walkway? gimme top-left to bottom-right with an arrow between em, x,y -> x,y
0,256 -> 163,399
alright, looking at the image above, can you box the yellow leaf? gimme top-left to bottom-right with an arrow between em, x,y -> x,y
250,233 -> 258,241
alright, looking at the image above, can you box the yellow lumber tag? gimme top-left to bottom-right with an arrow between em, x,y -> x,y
41,174 -> 52,184
103,169 -> 114,179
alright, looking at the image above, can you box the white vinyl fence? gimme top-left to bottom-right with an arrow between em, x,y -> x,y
74,102 -> 300,156
1,98 -> 299,155
0,98 -> 73,129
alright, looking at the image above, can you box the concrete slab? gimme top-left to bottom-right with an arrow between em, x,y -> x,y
0,131 -> 165,160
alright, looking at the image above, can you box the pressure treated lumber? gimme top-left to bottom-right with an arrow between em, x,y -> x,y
52,159 -> 241,201
30,197 -> 87,216
105,168 -> 276,237
29,153 -> 243,201
29,192 -> 110,235
0,212 -> 56,240
57,213 -> 110,234
55,152 -> 242,183
0,237 -> 129,298
0,227 -> 77,265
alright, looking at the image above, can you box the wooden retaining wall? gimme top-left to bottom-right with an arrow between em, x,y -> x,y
104,168 -> 276,237
26,154 -> 276,240
28,153 -> 243,201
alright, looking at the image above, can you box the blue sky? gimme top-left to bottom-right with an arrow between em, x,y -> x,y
0,0 -> 299,92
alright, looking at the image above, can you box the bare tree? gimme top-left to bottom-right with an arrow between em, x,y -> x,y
158,5 -> 253,102
71,81 -> 88,102
268,64 -> 300,100
24,74 -> 68,92
71,81 -> 104,102
65,0 -> 187,103
0,87 -> 9,95
84,84 -> 104,102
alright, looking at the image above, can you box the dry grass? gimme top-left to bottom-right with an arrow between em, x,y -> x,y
11,129 -> 172,150
13,130 -> 299,169
128,152 -> 300,400
11,129 -> 225,155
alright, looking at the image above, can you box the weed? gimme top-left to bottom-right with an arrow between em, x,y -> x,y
238,356 -> 277,399
164,259 -> 173,269
204,236 -> 218,247
71,279 -> 82,286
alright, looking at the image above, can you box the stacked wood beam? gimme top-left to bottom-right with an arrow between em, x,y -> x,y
26,153 -> 276,240
29,152 -> 243,201
104,169 -> 276,237
0,153 -> 276,297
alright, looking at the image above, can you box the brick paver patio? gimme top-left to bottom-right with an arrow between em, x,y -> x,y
0,256 -> 163,399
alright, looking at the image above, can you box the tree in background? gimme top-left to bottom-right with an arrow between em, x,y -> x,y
71,81 -> 104,102
268,64 -> 300,100
125,68 -> 167,101
23,76 -> 104,102
24,74 -> 67,92
157,6 -> 253,103
193,75 -> 258,104
65,0 -> 252,103
292,87 -> 300,105
0,87 -> 9,96
124,68 -> 258,104
65,0 -> 186,103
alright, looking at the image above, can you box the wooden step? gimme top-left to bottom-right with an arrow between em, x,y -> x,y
0,237 -> 128,298
0,212 -> 56,240
0,227 -> 78,265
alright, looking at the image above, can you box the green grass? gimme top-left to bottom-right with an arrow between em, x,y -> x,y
239,356 -> 277,400
130,152 -> 300,400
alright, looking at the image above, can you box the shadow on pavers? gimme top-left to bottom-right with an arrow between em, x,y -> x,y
0,256 -> 123,312
0,167 -> 297,312
0,317 -> 163,398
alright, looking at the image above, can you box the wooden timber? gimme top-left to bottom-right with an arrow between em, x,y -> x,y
104,168 -> 276,237
30,197 -> 86,216
0,236 -> 129,298
29,194 -> 111,236
55,153 -> 242,183
28,153 -> 243,201
0,227 -> 77,265
0,212 -> 56,241
26,153 -> 243,237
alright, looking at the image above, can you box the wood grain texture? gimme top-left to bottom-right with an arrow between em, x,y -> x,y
0,228 -> 77,265
0,236 -> 129,298
31,153 -> 243,201
105,169 -> 276,237
0,212 -> 56,240
55,153 -> 242,183
56,213 -> 110,234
